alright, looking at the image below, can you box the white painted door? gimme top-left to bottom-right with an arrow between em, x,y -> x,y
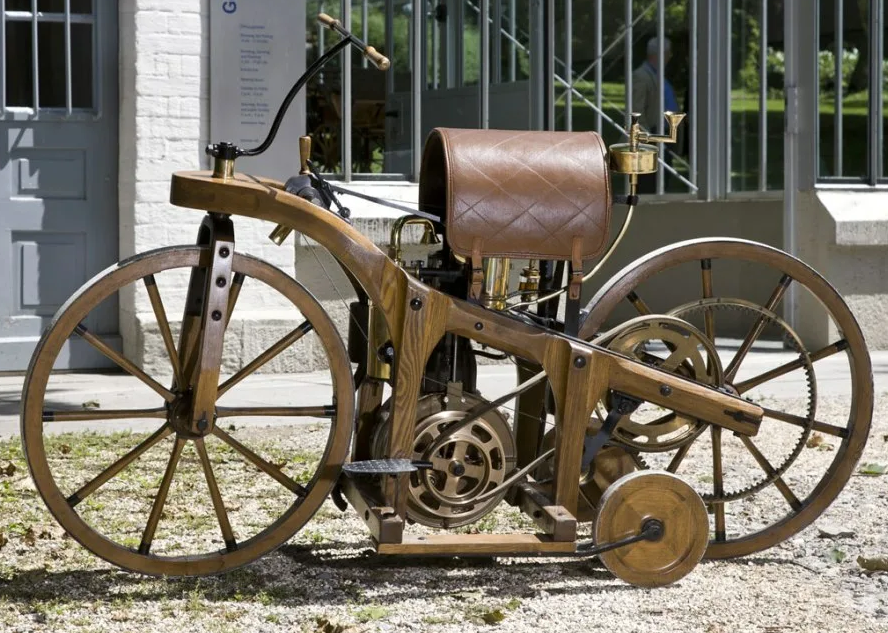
0,0 -> 118,370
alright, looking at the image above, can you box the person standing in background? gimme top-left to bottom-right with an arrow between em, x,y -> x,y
632,36 -> 679,193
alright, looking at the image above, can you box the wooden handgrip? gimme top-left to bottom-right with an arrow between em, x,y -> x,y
317,13 -> 340,28
363,46 -> 391,71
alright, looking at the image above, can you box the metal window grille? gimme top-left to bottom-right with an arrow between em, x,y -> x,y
316,0 -> 794,198
816,0 -> 887,185
1,0 -> 98,119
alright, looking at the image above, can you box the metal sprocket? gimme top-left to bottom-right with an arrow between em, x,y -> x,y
662,298 -> 817,502
597,314 -> 723,452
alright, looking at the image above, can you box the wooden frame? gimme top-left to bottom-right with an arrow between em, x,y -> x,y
169,169 -> 763,556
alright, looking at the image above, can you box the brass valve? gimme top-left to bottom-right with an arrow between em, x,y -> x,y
609,111 -> 686,175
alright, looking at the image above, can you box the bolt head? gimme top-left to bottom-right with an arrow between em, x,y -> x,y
409,297 -> 423,311
211,310 -> 223,321
218,246 -> 230,258
573,356 -> 587,368
216,276 -> 227,287
659,384 -> 672,397
474,322 -> 483,331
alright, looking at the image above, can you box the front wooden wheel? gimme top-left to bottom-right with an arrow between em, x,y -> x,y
581,238 -> 872,559
21,246 -> 354,576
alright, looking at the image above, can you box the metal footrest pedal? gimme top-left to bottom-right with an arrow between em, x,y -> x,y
342,458 -> 433,476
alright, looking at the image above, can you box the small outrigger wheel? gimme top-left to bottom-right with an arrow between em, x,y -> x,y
594,471 -> 708,587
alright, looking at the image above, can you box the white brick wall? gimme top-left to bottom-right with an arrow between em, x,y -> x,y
118,0 -> 298,372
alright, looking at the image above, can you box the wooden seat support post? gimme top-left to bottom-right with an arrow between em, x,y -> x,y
544,340 -> 608,519
383,282 -> 448,522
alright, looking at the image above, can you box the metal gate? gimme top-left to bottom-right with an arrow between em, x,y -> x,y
0,1 -> 118,370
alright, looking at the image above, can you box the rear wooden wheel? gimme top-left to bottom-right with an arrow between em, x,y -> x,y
21,246 -> 354,576
581,238 -> 872,559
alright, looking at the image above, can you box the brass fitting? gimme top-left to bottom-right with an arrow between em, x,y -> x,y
609,111 -> 686,175
481,258 -> 511,310
388,216 -> 440,265
211,156 -> 235,180
518,260 -> 541,303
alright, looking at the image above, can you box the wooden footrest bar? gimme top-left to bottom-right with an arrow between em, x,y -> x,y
375,533 -> 576,556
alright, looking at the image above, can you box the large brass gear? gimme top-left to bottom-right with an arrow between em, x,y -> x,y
371,391 -> 515,529
597,315 -> 723,452
665,298 -> 816,502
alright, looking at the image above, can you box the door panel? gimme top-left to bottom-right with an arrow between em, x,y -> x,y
0,4 -> 118,370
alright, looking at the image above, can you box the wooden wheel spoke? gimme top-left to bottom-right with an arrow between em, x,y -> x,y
626,291 -> 652,316
666,439 -> 695,473
45,407 -> 167,422
724,275 -> 793,381
215,405 -> 335,418
224,272 -> 245,327
701,259 -> 715,341
144,275 -> 185,388
711,426 -> 726,541
74,323 -> 175,402
211,426 -> 307,497
735,357 -> 807,394
739,435 -> 802,511
138,437 -> 187,555
217,321 -> 314,397
735,339 -> 850,394
194,438 -> 237,552
761,407 -> 848,438
68,424 -> 173,507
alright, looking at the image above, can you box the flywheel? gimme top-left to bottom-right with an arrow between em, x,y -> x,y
371,390 -> 516,528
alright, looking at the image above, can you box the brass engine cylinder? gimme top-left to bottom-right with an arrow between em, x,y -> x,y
480,258 -> 510,310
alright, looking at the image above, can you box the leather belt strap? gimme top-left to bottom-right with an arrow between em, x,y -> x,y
470,237 -> 484,300
568,237 -> 583,301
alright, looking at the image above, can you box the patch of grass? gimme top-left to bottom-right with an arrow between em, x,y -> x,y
352,604 -> 390,623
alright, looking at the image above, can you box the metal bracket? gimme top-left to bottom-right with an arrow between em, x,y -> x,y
581,392 -> 641,471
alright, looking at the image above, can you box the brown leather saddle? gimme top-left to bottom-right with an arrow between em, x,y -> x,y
419,127 -> 612,300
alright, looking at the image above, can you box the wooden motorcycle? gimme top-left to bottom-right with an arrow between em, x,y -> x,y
20,15 -> 872,587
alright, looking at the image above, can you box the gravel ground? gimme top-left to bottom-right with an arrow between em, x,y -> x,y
0,392 -> 886,633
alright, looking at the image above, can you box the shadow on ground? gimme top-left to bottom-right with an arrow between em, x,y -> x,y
0,541 -> 654,607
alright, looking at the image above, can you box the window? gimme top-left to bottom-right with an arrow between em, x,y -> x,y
306,1 -> 783,197
2,0 -> 96,114
816,0 -> 887,185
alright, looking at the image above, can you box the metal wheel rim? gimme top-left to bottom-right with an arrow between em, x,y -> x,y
581,238 -> 872,559
21,245 -> 355,576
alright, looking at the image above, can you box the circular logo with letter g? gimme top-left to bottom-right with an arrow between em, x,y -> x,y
223,1 -> 236,13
